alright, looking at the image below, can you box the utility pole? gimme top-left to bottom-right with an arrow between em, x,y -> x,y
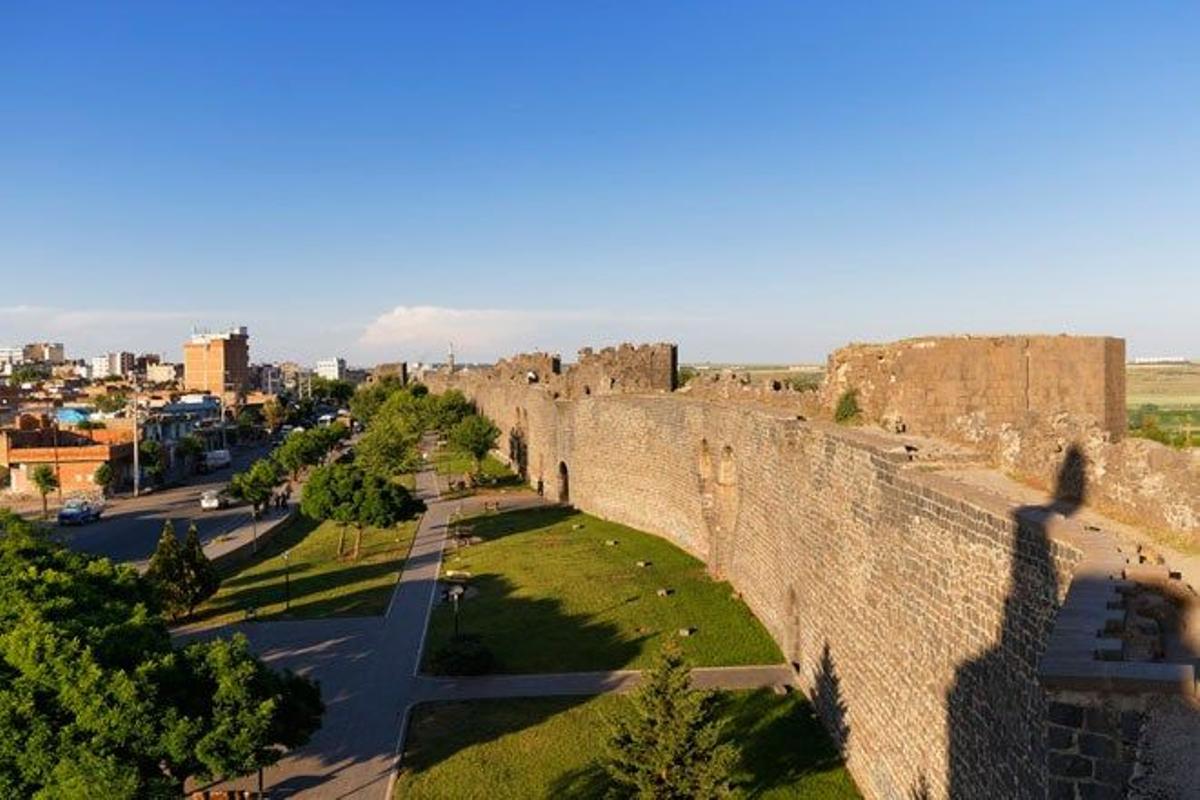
131,387 -> 141,498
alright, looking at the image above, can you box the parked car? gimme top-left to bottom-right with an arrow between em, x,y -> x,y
203,449 -> 233,471
57,498 -> 103,526
200,489 -> 230,511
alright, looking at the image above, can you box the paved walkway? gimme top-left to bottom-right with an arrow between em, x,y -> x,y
194,459 -> 791,798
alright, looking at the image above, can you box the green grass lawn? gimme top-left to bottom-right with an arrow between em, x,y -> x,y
191,513 -> 419,626
424,506 -> 782,672
396,690 -> 860,799
432,449 -> 515,480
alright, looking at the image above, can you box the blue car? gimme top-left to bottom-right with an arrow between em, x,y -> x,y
57,498 -> 103,526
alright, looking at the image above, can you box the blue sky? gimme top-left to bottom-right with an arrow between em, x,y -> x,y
1,2 -> 1197,364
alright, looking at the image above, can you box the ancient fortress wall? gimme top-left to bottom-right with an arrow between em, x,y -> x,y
822,335 -> 1127,437
424,335 -> 1197,799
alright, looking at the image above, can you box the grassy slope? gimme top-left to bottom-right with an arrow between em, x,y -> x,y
397,691 -> 859,799
192,513 -> 419,625
424,506 -> 782,672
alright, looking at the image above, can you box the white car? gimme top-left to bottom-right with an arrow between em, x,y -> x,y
200,490 -> 229,511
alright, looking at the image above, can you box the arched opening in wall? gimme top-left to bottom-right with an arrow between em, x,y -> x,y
718,445 -> 737,486
557,461 -> 570,505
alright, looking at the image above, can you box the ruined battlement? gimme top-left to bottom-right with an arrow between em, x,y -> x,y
822,334 -> 1127,437
429,342 -> 677,401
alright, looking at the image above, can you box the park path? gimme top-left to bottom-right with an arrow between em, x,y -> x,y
198,459 -> 791,798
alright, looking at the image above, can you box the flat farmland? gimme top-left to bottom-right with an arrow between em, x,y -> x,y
1127,362 -> 1200,408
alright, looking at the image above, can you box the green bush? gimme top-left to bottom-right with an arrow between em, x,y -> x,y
834,389 -> 861,424
429,634 -> 496,676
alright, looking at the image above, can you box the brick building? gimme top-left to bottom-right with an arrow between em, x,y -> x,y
0,415 -> 134,495
183,327 -> 250,396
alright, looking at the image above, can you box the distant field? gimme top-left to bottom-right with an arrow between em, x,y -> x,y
1127,363 -> 1200,408
1126,363 -> 1200,447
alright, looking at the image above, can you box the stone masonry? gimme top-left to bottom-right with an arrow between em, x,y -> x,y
424,334 -> 1198,800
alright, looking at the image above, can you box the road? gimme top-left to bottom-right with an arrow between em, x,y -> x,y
61,443 -> 273,564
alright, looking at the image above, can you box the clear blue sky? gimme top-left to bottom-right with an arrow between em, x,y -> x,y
1,2 -> 1197,364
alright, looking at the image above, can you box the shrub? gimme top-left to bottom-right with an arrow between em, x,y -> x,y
429,634 -> 496,676
834,389 -> 860,424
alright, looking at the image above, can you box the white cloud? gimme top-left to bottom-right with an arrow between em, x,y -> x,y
0,305 -> 204,357
357,305 -> 698,362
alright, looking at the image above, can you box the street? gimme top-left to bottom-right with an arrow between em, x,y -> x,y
61,443 -> 274,564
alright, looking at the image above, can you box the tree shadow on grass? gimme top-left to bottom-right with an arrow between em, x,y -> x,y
190,559 -> 405,625
448,504 -> 577,546
423,572 -> 647,674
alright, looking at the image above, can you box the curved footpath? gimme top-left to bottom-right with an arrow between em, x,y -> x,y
191,465 -> 790,799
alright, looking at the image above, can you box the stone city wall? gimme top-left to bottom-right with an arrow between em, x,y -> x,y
818,335 -> 1196,539
426,353 -> 1100,799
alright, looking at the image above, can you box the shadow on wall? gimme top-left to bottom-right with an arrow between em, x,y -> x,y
945,446 -> 1085,799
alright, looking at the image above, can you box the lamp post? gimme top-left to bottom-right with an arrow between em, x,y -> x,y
449,584 -> 465,637
283,549 -> 291,612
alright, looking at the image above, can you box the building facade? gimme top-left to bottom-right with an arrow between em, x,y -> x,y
315,357 -> 346,381
183,327 -> 250,395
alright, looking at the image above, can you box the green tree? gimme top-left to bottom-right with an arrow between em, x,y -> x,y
432,390 -> 474,433
30,464 -> 59,519
301,463 -> 362,558
0,513 -> 324,795
93,462 -> 114,494
356,413 -> 421,478
274,430 -> 324,481
139,439 -> 165,484
230,458 -> 281,517
262,398 -> 286,431
181,522 -> 220,616
350,472 -> 419,559
176,434 -> 205,473
146,520 -> 187,619
8,364 -> 49,385
92,391 -> 129,414
450,414 -> 501,473
604,644 -> 737,799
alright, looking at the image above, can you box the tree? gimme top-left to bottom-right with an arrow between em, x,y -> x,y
181,523 -> 220,616
274,430 -> 324,481
432,390 -> 474,433
450,414 -> 501,473
301,463 -> 362,558
356,413 -> 420,479
262,398 -> 286,431
604,644 -> 738,799
92,392 -> 129,414
350,473 -> 419,559
139,439 -> 165,484
176,434 -> 205,473
146,520 -> 187,618
93,463 -> 114,495
230,458 -> 281,517
8,364 -> 48,385
0,514 -> 323,795
30,464 -> 59,519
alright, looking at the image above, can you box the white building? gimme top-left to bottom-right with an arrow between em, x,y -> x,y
315,357 -> 346,381
0,346 -> 24,367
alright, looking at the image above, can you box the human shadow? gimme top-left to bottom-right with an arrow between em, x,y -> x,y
945,446 -> 1085,798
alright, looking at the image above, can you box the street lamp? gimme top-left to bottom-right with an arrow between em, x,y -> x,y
282,549 -> 292,612
448,584 -> 465,637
